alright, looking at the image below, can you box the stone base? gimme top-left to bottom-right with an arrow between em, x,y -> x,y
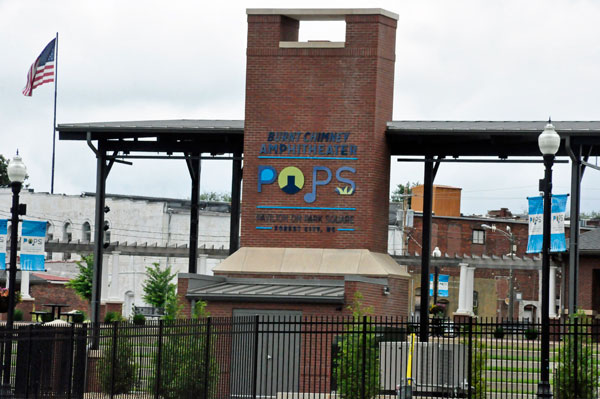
453,312 -> 475,324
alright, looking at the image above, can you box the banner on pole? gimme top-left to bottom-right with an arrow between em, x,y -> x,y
526,194 -> 568,253
429,274 -> 449,297
0,220 -> 6,270
20,220 -> 46,271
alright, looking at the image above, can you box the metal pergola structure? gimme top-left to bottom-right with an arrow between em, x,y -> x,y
59,119 -> 600,331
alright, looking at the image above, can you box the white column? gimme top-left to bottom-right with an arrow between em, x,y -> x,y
455,263 -> 474,316
20,271 -> 31,299
108,251 -> 121,301
549,266 -> 557,318
100,253 -> 110,302
199,254 -> 208,275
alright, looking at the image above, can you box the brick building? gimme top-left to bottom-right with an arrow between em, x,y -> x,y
404,211 -> 568,320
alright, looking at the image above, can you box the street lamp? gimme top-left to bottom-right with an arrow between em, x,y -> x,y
432,246 -> 442,305
481,224 -> 517,319
3,152 -> 27,391
537,120 -> 560,399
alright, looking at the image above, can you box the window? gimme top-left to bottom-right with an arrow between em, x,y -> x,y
472,229 -> 485,244
46,222 -> 54,259
82,222 -> 91,242
63,222 -> 72,260
104,221 -> 111,243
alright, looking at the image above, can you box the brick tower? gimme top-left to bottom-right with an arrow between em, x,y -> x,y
241,8 -> 397,253
214,9 -> 407,285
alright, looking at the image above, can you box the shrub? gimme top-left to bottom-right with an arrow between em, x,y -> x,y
553,312 -> 600,399
99,325 -> 137,395
142,263 -> 176,309
13,309 -> 23,321
104,311 -> 123,323
132,313 -> 146,326
334,292 -> 379,399
524,327 -> 538,340
493,326 -> 505,339
71,311 -> 85,323
152,304 -> 219,399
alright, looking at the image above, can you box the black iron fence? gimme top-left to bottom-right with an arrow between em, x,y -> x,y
0,316 -> 598,399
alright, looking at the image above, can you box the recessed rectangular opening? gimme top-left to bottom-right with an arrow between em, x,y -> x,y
298,20 -> 346,43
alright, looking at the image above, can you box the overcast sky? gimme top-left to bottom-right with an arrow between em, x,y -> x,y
2,0 -> 600,216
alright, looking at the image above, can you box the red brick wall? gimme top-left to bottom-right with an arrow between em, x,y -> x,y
30,283 -> 89,314
241,13 -> 397,253
407,215 -> 572,258
574,256 -> 600,312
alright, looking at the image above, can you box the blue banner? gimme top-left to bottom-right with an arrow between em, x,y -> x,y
526,194 -> 568,253
429,274 -> 449,297
0,220 -> 6,270
20,220 -> 46,271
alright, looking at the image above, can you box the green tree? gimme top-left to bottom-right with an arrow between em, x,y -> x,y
0,154 -> 29,187
391,181 -> 418,206
0,155 -> 8,186
334,292 -> 379,399
199,191 -> 231,202
554,312 -> 599,399
66,254 -> 93,302
142,263 -> 176,309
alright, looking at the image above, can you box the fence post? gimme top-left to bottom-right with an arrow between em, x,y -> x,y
573,316 -> 578,397
361,316 -> 367,399
154,320 -> 164,399
110,322 -> 118,399
67,323 -> 74,399
467,317 -> 473,399
203,317 -> 212,399
252,315 -> 259,399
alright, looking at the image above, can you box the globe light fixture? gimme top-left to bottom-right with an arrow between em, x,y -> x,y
7,152 -> 27,184
538,121 -> 560,156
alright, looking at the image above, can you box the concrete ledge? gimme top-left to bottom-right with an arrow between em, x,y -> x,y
280,41 -> 345,49
247,8 -> 399,21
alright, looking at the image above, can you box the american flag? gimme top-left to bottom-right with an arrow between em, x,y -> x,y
22,39 -> 56,96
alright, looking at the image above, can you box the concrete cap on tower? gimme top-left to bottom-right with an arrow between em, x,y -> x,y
246,8 -> 399,21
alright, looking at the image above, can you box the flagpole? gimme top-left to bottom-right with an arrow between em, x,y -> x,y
51,32 -> 58,194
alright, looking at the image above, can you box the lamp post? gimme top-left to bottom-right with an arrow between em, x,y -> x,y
482,224 -> 517,319
432,246 -> 442,305
2,152 -> 27,393
537,121 -> 560,399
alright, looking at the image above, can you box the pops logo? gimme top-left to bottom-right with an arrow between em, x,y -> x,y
258,165 -> 356,203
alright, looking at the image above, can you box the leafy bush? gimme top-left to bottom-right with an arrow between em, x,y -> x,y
132,313 -> 146,325
104,311 -> 123,323
99,325 -> 137,395
493,326 -> 505,339
13,309 -> 23,321
162,284 -> 182,321
152,303 -> 219,399
71,310 -> 85,323
334,292 -> 379,399
524,327 -> 538,340
553,312 -> 600,399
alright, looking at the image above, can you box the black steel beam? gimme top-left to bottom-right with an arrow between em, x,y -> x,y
188,154 -> 201,274
91,144 -> 108,340
229,151 -> 242,254
419,157 -> 435,342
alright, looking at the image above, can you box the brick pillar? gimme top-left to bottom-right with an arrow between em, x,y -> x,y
241,9 -> 398,253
